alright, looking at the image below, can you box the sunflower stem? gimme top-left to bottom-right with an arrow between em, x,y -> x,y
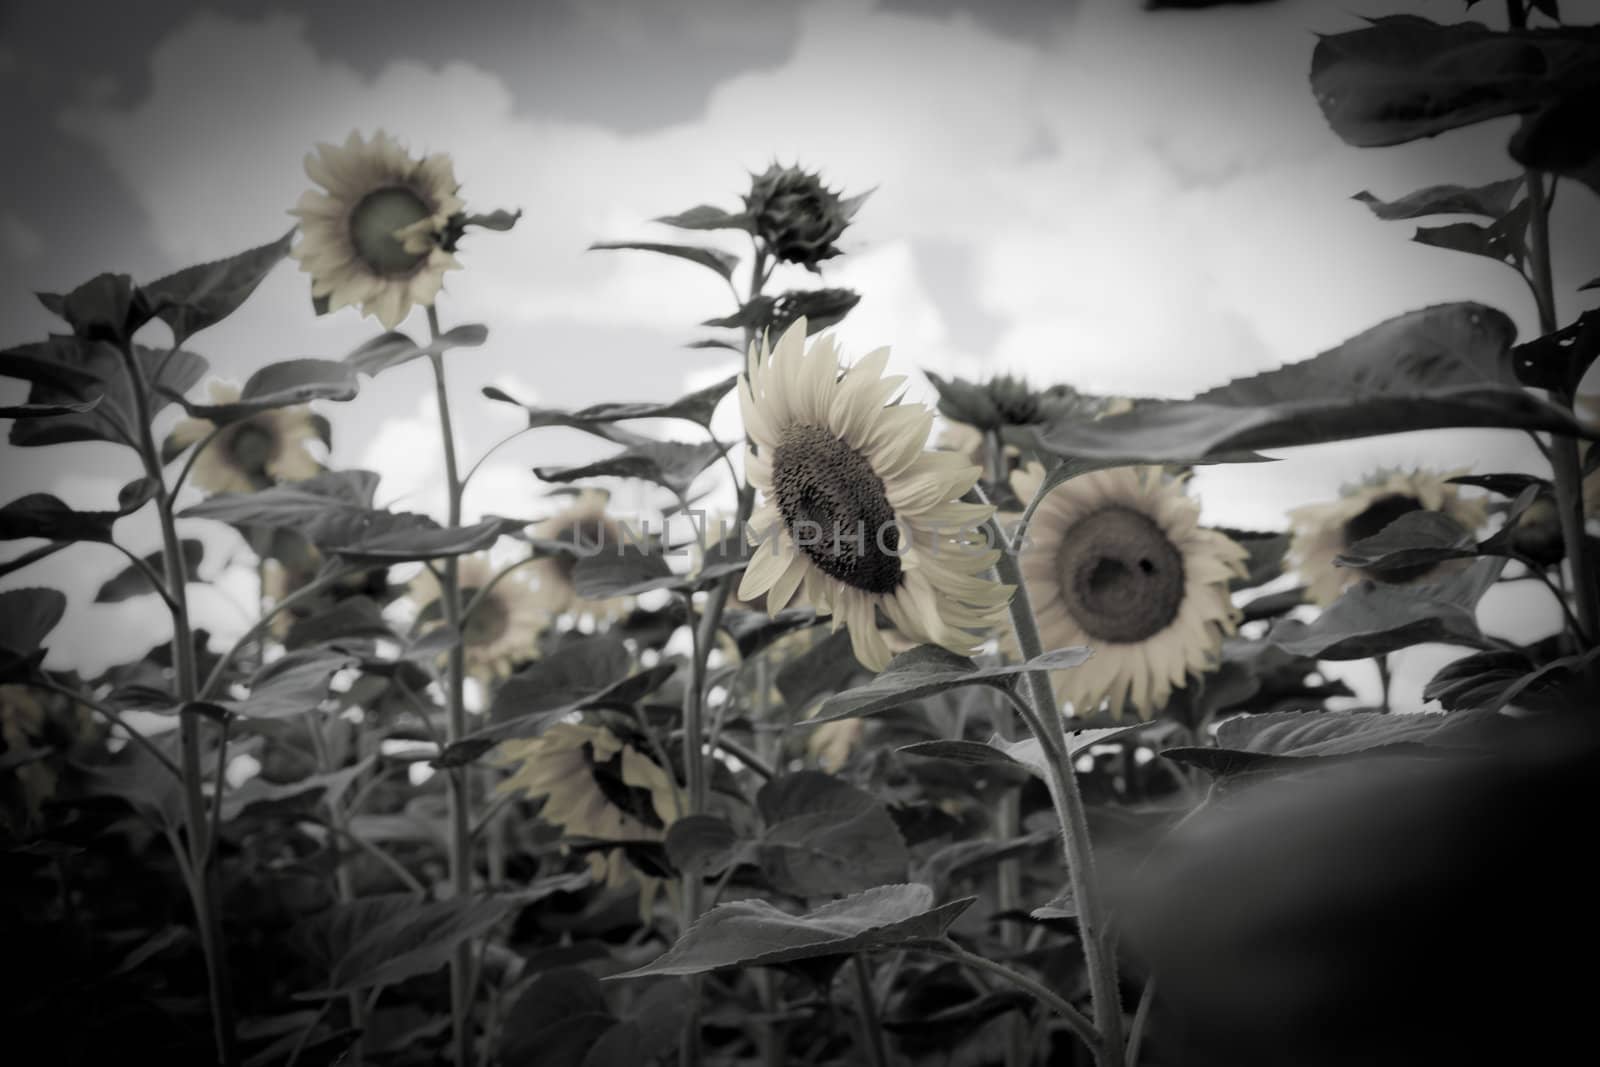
427,303 -> 477,1067
985,432 -> 1029,1067
925,939 -> 1099,1055
851,954 -> 892,1067
985,505 -> 1126,1066
117,337 -> 239,1067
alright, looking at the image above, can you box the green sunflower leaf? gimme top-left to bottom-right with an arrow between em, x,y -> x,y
1511,310 -> 1600,394
95,539 -> 203,603
665,814 -> 748,878
140,228 -> 295,344
0,587 -> 67,682
588,240 -> 740,282
0,493 -> 123,544
487,374 -> 736,436
808,645 -> 1092,724
227,648 -> 359,719
756,772 -> 909,897
535,440 -> 721,501
1268,556 -> 1506,660
0,396 -> 102,418
1016,304 -> 1583,462
302,893 -> 514,996
7,337 -> 207,450
608,883 -> 975,979
899,725 -> 1147,778
1310,17 -> 1598,148
166,358 -> 359,423
654,204 -> 756,232
1332,509 -> 1483,573
344,323 -> 488,378
1161,707 -> 1513,779
497,966 -> 617,1067
1352,178 -> 1523,220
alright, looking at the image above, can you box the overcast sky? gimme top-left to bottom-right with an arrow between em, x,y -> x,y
3,0 -> 1596,706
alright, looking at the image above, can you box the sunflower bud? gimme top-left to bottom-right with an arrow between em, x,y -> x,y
1508,494 -> 1565,568
743,164 -> 866,269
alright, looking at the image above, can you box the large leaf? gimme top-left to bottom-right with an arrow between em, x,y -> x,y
228,648 -> 358,719
1270,557 -> 1506,660
1411,200 -> 1531,271
321,515 -> 518,564
609,884 -> 975,978
0,396 -> 102,418
1310,17 -> 1600,147
900,724 -> 1148,779
535,441 -> 721,500
307,894 -> 514,996
588,240 -> 739,282
1163,707 -> 1512,779
167,358 -> 358,423
1352,178 -> 1523,220
1332,510 -> 1482,574
180,469 -> 379,535
95,539 -> 203,602
498,967 -> 617,1067
809,645 -> 1092,724
0,493 -> 120,543
436,637 -> 675,765
344,323 -> 489,377
140,229 -> 295,343
1017,304 -> 1581,462
0,587 -> 67,681
7,336 -> 207,449
756,772 -> 909,897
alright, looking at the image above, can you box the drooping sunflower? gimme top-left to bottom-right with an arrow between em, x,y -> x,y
289,129 -> 463,329
407,554 -> 548,678
1011,463 -> 1249,719
529,490 -> 633,623
168,382 -> 323,495
494,721 -> 682,897
1287,468 -> 1489,607
738,320 -> 1013,671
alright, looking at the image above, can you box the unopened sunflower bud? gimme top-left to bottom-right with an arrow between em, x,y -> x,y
743,164 -> 867,269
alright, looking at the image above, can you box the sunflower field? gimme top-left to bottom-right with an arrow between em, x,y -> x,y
2,2 -> 1598,1066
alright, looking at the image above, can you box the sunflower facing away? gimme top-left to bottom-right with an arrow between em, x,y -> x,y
529,490 -> 633,623
495,721 -> 682,896
1011,463 -> 1248,718
738,320 -> 1013,671
290,129 -> 463,329
169,382 -> 322,495
1287,468 -> 1489,607
407,554 -> 547,678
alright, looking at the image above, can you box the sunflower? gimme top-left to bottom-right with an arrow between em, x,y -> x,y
168,382 -> 323,495
494,721 -> 682,895
529,490 -> 633,623
407,554 -> 548,678
1287,468 -> 1489,607
738,319 -> 1012,671
1011,463 -> 1248,718
289,130 -> 463,329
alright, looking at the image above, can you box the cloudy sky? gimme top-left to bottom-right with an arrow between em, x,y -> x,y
3,0 -> 1596,706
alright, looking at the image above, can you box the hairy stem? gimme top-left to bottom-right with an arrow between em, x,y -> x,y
987,505 -> 1126,1065
929,939 -> 1098,1055
851,955 -> 892,1067
427,303 -> 476,1067
118,338 -> 238,1066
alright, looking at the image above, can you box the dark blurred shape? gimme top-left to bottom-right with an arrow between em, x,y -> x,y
1145,0 -> 1276,8
1119,710 -> 1600,1066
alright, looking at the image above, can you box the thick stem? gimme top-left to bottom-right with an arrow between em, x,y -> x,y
1525,169 -> 1599,654
118,339 -> 238,1066
427,305 -> 476,1067
681,240 -> 769,1067
307,714 -> 367,1064
988,513 -> 1126,1065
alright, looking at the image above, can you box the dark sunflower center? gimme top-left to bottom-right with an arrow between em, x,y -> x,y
226,422 -> 277,477
1056,505 -> 1185,643
348,186 -> 432,275
461,586 -> 510,647
1342,493 -> 1432,584
770,424 -> 902,595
